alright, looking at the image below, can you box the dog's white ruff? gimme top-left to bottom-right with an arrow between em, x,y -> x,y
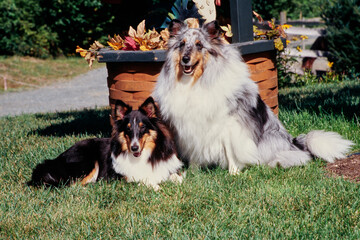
111,150 -> 183,189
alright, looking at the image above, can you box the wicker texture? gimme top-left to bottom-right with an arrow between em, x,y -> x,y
106,51 -> 278,115
243,51 -> 278,114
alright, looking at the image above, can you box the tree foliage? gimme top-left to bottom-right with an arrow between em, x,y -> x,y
0,0 -> 168,58
252,0 -> 322,20
321,0 -> 360,73
0,0 -> 57,57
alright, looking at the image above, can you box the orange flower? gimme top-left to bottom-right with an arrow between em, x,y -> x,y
75,46 -> 88,58
107,34 -> 124,50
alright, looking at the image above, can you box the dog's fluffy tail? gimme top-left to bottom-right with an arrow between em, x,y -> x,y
27,159 -> 67,187
297,130 -> 354,163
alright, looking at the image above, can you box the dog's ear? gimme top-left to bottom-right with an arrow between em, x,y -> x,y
203,20 -> 222,39
169,19 -> 186,37
139,97 -> 158,118
113,100 -> 132,121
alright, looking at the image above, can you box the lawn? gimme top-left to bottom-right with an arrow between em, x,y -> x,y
0,81 -> 359,239
0,56 -> 102,92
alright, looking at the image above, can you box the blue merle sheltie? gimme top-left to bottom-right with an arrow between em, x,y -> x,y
28,97 -> 183,190
153,19 -> 354,174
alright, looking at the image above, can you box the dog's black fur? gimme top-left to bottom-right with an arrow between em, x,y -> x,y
28,97 -> 181,188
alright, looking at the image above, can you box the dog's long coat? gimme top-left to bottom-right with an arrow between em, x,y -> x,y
28,98 -> 183,189
153,20 -> 353,174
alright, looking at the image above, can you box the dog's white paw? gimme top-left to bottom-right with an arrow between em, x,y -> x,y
229,166 -> 240,175
139,182 -> 161,191
169,171 -> 186,184
267,160 -> 278,168
151,184 -> 161,191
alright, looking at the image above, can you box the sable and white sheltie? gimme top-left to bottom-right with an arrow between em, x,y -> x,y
153,19 -> 354,174
28,97 -> 183,190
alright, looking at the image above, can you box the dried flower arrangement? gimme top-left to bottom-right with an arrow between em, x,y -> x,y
76,6 -> 289,67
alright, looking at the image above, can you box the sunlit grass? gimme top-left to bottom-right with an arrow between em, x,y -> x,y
0,81 -> 359,238
0,56 -> 103,91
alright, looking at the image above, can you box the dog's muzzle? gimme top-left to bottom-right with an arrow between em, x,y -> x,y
181,56 -> 199,75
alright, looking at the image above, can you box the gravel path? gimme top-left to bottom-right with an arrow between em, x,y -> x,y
0,67 -> 109,117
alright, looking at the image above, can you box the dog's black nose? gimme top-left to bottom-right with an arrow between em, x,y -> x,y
131,145 -> 139,152
182,56 -> 190,63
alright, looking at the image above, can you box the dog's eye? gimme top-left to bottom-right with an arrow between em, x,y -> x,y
179,41 -> 185,48
196,42 -> 203,49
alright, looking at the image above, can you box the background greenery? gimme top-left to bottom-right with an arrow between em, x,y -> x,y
0,0 -> 173,58
321,0 -> 360,74
252,0 -> 322,20
0,81 -> 359,238
1,0 -> 359,76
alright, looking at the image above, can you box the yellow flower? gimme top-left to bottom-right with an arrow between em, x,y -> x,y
300,35 -> 308,40
328,61 -> 334,68
274,38 -> 284,51
296,46 -> 302,52
282,24 -> 292,29
286,40 -> 291,45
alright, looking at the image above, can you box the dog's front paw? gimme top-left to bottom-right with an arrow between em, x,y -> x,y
151,184 -> 161,191
169,171 -> 186,184
267,160 -> 280,168
139,182 -> 161,191
229,166 -> 240,175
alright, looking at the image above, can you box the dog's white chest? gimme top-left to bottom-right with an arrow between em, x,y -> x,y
161,80 -> 229,163
157,73 -> 259,167
111,150 -> 182,186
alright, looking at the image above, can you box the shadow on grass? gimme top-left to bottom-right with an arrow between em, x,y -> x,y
34,108 -> 112,137
279,81 -> 360,119
32,82 -> 359,137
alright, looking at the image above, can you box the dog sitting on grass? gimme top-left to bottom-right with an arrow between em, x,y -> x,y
153,19 -> 354,173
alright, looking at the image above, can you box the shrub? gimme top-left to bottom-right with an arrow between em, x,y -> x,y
0,0 -> 161,58
0,0 -> 58,58
252,0 -> 322,20
321,0 -> 360,74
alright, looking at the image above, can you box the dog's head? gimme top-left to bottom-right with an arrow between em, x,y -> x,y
167,19 -> 224,81
112,97 -> 158,157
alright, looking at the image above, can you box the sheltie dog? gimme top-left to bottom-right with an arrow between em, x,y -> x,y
28,97 -> 183,190
153,19 -> 353,174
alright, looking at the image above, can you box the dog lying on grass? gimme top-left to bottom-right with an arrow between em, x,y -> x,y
28,97 -> 183,190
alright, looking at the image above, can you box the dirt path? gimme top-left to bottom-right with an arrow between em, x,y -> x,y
0,67 -> 109,117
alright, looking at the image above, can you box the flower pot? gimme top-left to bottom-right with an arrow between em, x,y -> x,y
99,40 -> 280,120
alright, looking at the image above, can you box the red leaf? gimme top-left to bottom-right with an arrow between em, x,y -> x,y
123,36 -> 139,50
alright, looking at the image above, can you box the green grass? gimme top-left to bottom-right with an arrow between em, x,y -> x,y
0,56 -> 103,92
0,82 -> 359,239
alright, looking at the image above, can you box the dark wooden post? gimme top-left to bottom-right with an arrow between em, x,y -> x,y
229,0 -> 253,43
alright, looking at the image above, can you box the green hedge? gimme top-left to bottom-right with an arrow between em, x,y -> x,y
0,0 -> 57,57
0,0 -> 169,58
321,0 -> 360,73
252,0 -> 322,20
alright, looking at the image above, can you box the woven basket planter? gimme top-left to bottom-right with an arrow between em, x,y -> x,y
100,40 -> 280,119
243,50 -> 278,114
106,62 -> 162,111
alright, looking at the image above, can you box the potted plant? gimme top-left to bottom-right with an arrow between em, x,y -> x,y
77,0 -> 287,117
